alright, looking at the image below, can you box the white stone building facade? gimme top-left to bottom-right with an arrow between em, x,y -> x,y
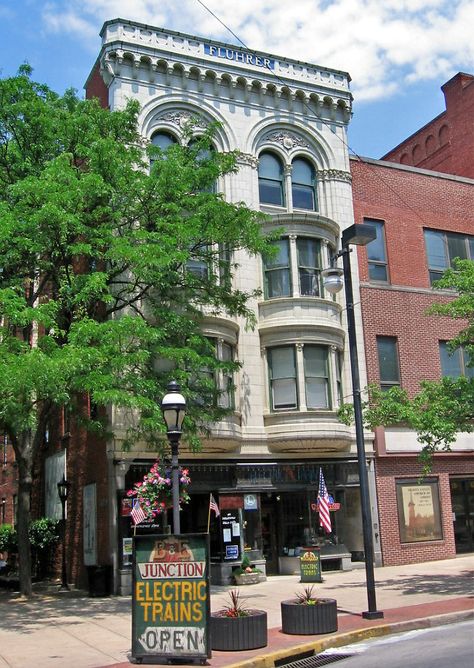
86,18 -> 380,590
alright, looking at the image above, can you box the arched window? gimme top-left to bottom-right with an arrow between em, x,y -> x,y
291,158 -> 317,210
258,152 -> 284,206
151,131 -> 177,150
189,138 -> 216,193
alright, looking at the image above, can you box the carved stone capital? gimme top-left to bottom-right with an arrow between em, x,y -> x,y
318,169 -> 352,183
236,153 -> 259,168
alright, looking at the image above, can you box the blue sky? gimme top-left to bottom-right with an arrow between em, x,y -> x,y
1,1 -> 472,158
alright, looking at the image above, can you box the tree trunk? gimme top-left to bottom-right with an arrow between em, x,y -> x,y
15,434 -> 34,597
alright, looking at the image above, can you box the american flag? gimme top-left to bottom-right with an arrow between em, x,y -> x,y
209,494 -> 220,517
131,500 -> 147,526
317,468 -> 332,534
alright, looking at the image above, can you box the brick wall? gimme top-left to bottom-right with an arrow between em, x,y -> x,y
382,72 -> 474,179
85,63 -> 109,108
375,455 -> 472,566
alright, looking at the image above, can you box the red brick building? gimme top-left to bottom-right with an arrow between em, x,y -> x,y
382,72 -> 474,179
351,110 -> 474,565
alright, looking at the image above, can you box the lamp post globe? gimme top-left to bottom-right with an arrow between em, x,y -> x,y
161,381 -> 186,535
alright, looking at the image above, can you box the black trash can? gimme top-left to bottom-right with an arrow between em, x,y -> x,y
87,565 -> 112,597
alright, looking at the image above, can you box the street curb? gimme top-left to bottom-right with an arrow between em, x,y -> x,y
221,610 -> 474,668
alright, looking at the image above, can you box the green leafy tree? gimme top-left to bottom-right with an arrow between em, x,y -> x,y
339,258 -> 474,473
0,67 -> 271,596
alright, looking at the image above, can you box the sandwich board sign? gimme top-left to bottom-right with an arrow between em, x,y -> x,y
132,533 -> 211,662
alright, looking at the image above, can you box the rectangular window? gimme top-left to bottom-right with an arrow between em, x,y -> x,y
364,219 -> 388,282
304,345 -> 330,409
268,346 -> 297,410
424,229 -> 473,285
335,351 -> 343,406
439,342 -> 473,378
264,239 -> 291,298
377,336 -> 400,391
297,238 -> 321,296
396,479 -> 443,543
220,341 -> 235,409
187,244 -> 210,280
2,434 -> 7,466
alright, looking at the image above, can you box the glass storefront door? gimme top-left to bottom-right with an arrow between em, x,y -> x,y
450,478 -> 474,553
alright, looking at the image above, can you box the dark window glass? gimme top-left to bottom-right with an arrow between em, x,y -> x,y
264,239 -> 291,298
377,336 -> 400,390
187,243 -> 209,280
258,153 -> 284,206
297,238 -> 321,296
440,342 -> 474,378
151,131 -> 177,150
268,346 -> 297,410
364,219 -> 388,282
291,158 -> 317,210
424,229 -> 473,285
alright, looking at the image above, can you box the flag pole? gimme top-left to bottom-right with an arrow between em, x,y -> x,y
207,493 -> 212,533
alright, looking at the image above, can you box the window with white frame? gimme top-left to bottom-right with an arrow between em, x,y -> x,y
424,229 -> 474,285
303,345 -> 330,409
267,344 -> 335,411
268,346 -> 298,410
263,236 -> 323,299
258,152 -> 285,206
291,158 -> 317,211
190,337 -> 236,409
264,239 -> 291,298
297,237 -> 322,296
439,342 -> 473,378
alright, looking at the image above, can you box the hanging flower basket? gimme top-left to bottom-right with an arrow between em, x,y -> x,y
127,460 -> 191,520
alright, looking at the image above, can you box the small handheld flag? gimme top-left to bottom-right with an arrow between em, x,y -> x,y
317,468 -> 332,534
131,500 -> 146,526
209,494 -> 220,517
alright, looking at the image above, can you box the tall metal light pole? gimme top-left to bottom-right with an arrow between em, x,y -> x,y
57,476 -> 70,592
322,223 -> 384,620
161,380 -> 186,535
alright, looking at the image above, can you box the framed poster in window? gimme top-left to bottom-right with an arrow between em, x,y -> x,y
396,479 -> 443,543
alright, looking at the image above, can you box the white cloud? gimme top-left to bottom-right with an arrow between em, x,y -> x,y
40,0 -> 474,101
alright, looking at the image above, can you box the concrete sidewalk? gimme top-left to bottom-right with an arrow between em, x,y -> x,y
0,555 -> 472,668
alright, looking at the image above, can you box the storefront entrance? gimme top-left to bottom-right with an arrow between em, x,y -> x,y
450,478 -> 474,553
261,497 -> 279,574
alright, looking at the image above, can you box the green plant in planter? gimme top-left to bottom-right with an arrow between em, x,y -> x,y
216,589 -> 250,618
233,554 -> 262,576
295,585 -> 319,605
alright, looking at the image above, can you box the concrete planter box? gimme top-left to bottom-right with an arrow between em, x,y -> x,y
210,610 -> 267,651
281,598 -> 338,635
234,572 -> 266,585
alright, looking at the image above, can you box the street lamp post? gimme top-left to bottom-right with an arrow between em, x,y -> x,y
57,475 -> 70,592
161,380 -> 186,535
322,223 -> 384,620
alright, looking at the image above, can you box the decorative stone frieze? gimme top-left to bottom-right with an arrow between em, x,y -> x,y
318,169 -> 352,183
155,110 -> 208,130
264,131 -> 311,150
